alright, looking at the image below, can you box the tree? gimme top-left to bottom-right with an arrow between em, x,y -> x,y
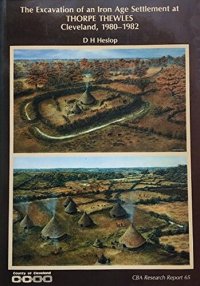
46,64 -> 59,87
26,62 -> 48,89
51,172 -> 66,187
135,78 -> 151,92
134,60 -> 148,78
92,60 -> 108,83
61,62 -> 83,85
140,169 -> 150,175
69,63 -> 83,83
180,251 -> 189,259
163,244 -> 175,253
14,62 -> 25,79
159,56 -> 168,67
154,228 -> 162,237
174,55 -> 185,67
14,80 -> 24,94
156,66 -> 185,97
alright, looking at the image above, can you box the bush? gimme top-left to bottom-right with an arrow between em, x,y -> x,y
163,244 -> 175,253
14,81 -> 24,94
180,251 -> 189,259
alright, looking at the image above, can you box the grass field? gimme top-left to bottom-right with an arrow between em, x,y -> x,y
138,202 -> 188,224
160,234 -> 190,253
13,199 -> 189,266
120,190 -> 170,203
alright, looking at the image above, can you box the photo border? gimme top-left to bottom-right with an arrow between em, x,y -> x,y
9,44 -> 193,270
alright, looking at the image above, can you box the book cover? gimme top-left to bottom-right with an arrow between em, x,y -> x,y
1,0 -> 200,285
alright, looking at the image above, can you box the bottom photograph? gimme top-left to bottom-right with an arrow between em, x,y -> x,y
10,154 -> 192,269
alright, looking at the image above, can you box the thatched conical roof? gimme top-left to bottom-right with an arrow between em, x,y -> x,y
20,214 -> 34,230
97,254 -> 110,264
79,85 -> 96,105
78,212 -> 94,227
13,208 -> 23,224
41,215 -> 67,240
110,203 -> 128,218
65,201 -> 77,214
119,224 -> 146,249
71,102 -> 82,114
64,196 -> 76,208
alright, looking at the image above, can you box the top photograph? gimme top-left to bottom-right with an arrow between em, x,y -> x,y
11,46 -> 189,153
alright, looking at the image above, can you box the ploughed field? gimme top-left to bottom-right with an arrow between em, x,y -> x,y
13,167 -> 190,266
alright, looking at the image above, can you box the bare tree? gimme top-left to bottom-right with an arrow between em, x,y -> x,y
156,66 -> 185,97
26,62 -> 48,89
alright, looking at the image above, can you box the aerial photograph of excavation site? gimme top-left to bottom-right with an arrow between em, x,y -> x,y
12,47 -> 188,152
11,155 -> 192,267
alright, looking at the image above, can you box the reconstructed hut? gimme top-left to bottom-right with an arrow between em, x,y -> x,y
65,201 -> 77,214
63,196 -> 76,208
110,202 -> 128,218
13,208 -> 23,224
78,212 -> 94,227
79,84 -> 96,106
71,102 -> 82,114
96,254 -> 110,265
41,215 -> 67,240
119,223 -> 146,249
19,214 -> 34,231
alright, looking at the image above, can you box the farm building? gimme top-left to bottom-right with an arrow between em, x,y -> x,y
119,223 -> 146,249
78,212 -> 95,227
65,201 -> 77,214
71,102 -> 82,114
110,202 -> 128,218
96,254 -> 110,265
41,215 -> 67,240
79,84 -> 96,105
19,214 -> 34,231
63,196 -> 76,208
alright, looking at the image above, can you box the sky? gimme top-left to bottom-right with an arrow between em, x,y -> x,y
14,48 -> 185,60
14,155 -> 187,169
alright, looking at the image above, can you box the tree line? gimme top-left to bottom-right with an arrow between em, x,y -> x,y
14,55 -> 185,93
